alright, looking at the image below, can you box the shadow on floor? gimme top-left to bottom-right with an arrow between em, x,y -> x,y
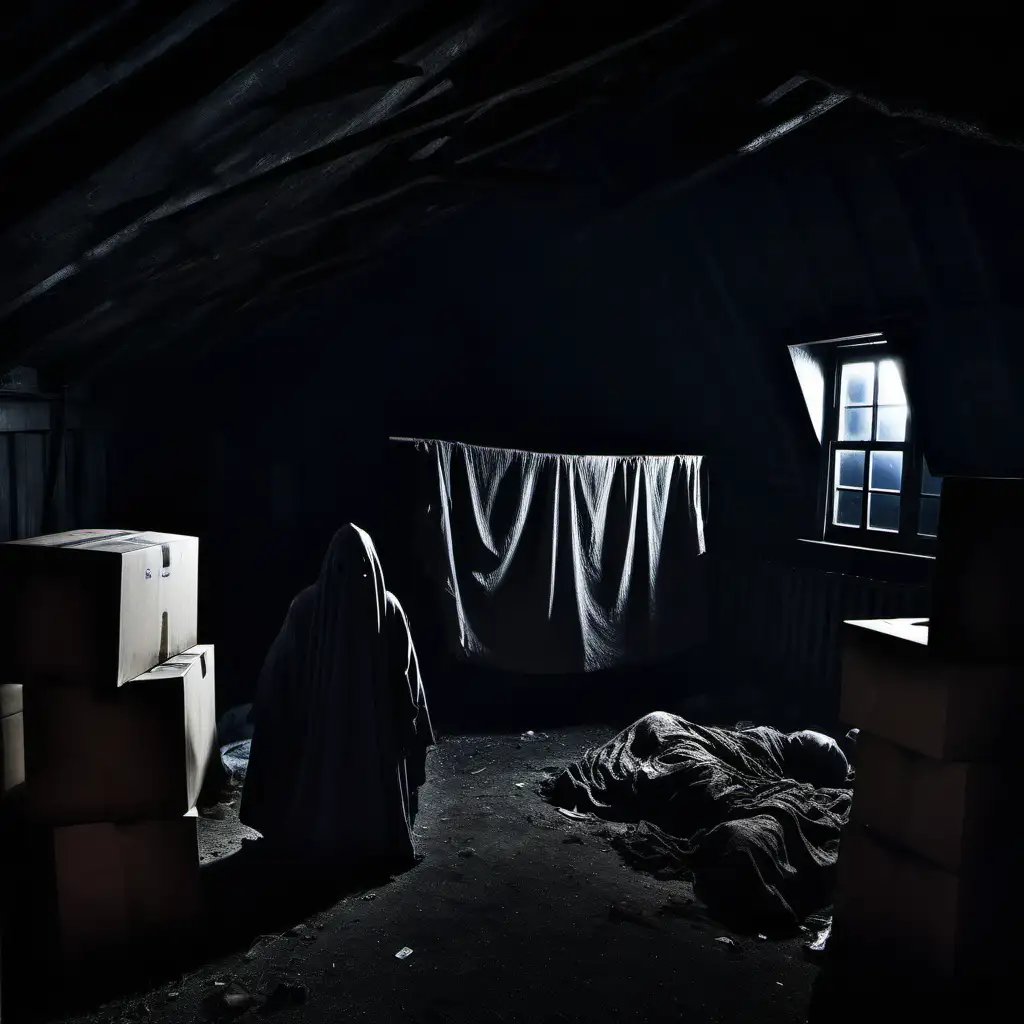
199,839 -> 412,957
0,828 -> 404,1022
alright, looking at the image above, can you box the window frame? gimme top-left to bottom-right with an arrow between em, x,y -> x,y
817,339 -> 936,555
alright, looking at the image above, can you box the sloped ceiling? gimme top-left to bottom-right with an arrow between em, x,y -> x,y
1,0 -> 1019,382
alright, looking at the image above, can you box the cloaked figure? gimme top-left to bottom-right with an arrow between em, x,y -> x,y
240,524 -> 433,875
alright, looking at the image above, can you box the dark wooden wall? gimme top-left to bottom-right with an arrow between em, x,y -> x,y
0,392 -> 107,543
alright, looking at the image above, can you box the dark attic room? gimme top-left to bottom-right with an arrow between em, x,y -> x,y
1,1 -> 1022,1022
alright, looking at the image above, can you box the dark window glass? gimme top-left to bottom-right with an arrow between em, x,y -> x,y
834,490 -> 864,527
868,493 -> 901,532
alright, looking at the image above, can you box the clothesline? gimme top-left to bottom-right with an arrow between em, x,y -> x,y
389,436 -> 695,461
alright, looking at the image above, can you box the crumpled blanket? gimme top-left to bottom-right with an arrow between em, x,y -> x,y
546,711 -> 852,928
221,738 -> 252,781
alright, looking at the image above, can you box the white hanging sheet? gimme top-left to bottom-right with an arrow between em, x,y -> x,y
399,439 -> 709,674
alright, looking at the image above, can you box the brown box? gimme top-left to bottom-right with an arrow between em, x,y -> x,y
50,810 -> 201,970
24,646 -> 216,825
0,529 -> 199,689
851,733 -> 1003,873
836,826 -> 999,980
929,477 -> 1024,662
840,618 -> 1022,760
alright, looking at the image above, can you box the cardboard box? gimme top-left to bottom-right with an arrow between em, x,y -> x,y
51,810 -> 201,970
25,646 -> 216,824
0,529 -> 199,689
1,712 -> 24,795
851,733 -> 1004,873
840,619 -> 1022,760
836,826 -> 1000,980
929,477 -> 1024,662
0,683 -> 23,718
1,684 -> 25,795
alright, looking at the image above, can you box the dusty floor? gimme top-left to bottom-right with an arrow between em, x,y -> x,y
55,727 -> 825,1024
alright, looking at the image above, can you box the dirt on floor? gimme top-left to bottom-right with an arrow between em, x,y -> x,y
47,726 -> 827,1024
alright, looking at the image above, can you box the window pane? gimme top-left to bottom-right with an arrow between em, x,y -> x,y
919,495 -> 941,537
841,362 -> 875,406
836,450 -> 865,488
877,359 -> 907,405
840,406 -> 873,441
921,459 -> 942,496
876,404 -> 907,442
868,492 -> 901,532
869,450 -> 903,491
834,489 -> 863,527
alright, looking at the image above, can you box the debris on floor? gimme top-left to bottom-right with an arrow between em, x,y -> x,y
714,936 -> 737,946
202,981 -> 262,1016
806,917 -> 832,956
556,808 -> 590,821
395,947 -> 414,960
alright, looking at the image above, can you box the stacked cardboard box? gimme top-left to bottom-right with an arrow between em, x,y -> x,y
0,685 -> 24,796
837,479 -> 1024,985
0,530 -> 215,976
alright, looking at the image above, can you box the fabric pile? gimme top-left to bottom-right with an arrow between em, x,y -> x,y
241,524 -> 434,874
546,711 -> 852,928
399,439 -> 709,675
220,738 -> 252,781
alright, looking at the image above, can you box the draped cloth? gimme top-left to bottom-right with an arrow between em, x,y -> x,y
547,712 -> 851,927
400,439 -> 708,674
240,524 -> 434,872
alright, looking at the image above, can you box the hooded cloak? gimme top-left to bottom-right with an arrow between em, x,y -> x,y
240,524 -> 433,870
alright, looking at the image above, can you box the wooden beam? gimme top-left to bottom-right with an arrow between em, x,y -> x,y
789,17 -> 1024,151
40,22 -> 730,324
591,80 -> 849,226
804,71 -> 1024,152
0,0 -> 426,232
0,2 -> 193,113
0,2 -> 732,346
0,1 -> 139,91
17,105 -> 589,342
153,2 -> 722,226
254,60 -> 425,112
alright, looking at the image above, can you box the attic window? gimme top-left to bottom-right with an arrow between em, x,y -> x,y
790,335 -> 941,553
